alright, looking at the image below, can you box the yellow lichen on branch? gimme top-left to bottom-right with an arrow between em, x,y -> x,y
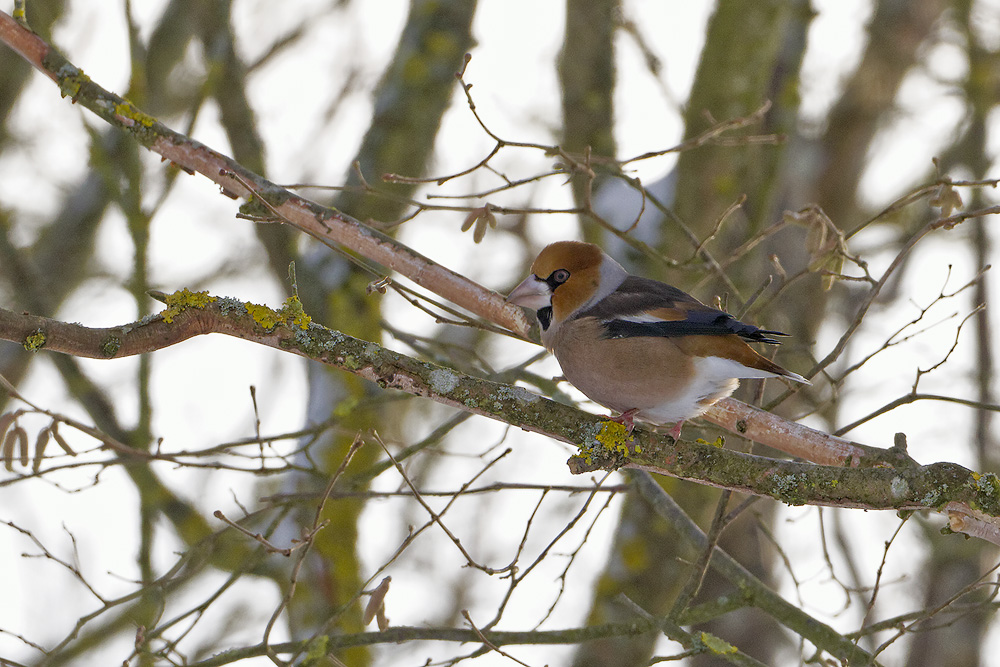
160,289 -> 218,323
245,296 -> 311,331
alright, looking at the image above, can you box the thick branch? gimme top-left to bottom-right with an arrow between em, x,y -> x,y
188,622 -> 661,667
703,397 -> 876,466
2,300 -> 999,543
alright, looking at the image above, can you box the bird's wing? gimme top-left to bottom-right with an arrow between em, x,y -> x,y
580,276 -> 788,344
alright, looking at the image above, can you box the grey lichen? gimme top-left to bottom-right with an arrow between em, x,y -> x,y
890,476 -> 910,500
768,473 -> 809,505
497,384 -> 539,404
216,296 -> 247,316
429,368 -> 459,394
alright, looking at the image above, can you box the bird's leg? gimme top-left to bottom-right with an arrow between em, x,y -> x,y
667,421 -> 684,441
610,408 -> 640,434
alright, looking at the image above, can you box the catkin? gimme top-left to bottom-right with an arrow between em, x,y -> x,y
32,427 -> 50,473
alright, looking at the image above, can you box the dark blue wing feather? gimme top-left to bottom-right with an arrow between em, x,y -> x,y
580,276 -> 787,344
603,317 -> 787,344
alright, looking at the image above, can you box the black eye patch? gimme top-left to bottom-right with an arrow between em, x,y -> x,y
546,269 -> 570,288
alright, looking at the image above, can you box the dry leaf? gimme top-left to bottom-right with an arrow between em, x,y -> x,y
363,576 -> 392,625
930,183 -> 962,219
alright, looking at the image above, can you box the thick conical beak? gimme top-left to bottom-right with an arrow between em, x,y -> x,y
506,275 -> 552,310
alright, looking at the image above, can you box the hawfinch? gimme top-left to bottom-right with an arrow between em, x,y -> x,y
507,241 -> 808,438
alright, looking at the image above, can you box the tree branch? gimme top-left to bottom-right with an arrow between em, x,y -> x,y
0,9 -> 529,339
2,297 -> 999,544
3,8 -> 998,546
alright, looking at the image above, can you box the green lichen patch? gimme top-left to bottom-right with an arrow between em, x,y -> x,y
100,335 -> 122,358
571,426 -> 626,472
245,295 -> 313,331
700,632 -> 737,655
23,330 -> 46,352
568,420 -> 639,471
245,302 -> 281,329
281,295 -> 312,329
113,100 -> 157,129
595,420 -> 636,456
161,289 -> 218,323
56,69 -> 90,101
965,471 -> 1000,514
969,471 -> 1000,496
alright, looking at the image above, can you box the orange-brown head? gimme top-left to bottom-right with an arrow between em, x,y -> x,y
507,241 -> 628,331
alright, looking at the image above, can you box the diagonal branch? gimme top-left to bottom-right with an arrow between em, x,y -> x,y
0,9 -> 529,339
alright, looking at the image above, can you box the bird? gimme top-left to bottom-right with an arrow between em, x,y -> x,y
506,240 -> 808,439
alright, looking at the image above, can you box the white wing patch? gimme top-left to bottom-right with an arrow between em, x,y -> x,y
612,312 -> 667,323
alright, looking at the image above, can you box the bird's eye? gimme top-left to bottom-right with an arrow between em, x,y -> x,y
551,269 -> 570,284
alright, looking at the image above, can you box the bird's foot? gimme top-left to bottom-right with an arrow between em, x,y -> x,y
610,408 -> 640,434
666,421 -> 684,441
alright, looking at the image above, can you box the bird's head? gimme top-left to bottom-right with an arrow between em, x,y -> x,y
507,241 -> 627,331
